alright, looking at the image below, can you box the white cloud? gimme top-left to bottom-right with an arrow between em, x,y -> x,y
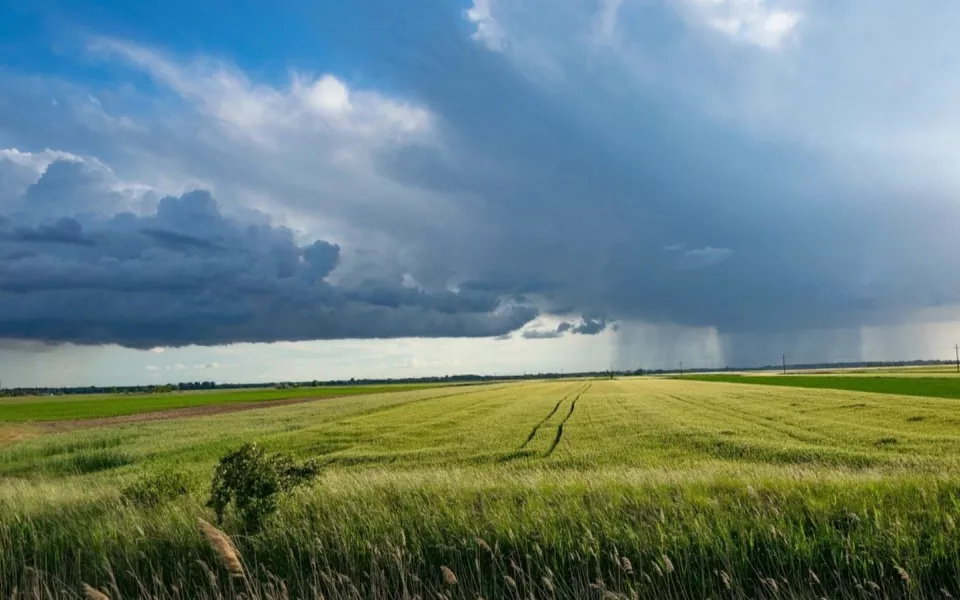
682,0 -> 801,49
667,244 -> 734,270
0,148 -> 156,219
70,38 -> 472,289
90,38 -> 431,149
466,0 -> 508,51
0,148 -> 83,173
592,0 -> 624,46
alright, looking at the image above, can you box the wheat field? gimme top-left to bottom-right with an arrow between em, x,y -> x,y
4,377 -> 960,599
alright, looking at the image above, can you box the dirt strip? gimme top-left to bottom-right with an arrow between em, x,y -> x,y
36,394 -> 355,432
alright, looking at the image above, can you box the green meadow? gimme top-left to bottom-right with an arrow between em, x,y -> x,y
4,377 -> 960,598
687,373 -> 960,400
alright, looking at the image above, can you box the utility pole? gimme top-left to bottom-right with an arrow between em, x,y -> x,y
782,353 -> 787,375
955,344 -> 959,373
679,361 -> 684,377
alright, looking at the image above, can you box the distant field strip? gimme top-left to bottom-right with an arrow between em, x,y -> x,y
687,374 -> 960,400
0,383 -> 447,422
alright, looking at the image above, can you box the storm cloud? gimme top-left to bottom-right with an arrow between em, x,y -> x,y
2,1 -> 960,364
0,159 -> 536,347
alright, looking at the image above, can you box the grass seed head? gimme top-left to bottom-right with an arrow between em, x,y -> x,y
720,570 -> 732,590
197,518 -> 244,576
895,565 -> 912,584
662,555 -> 674,574
82,583 -> 110,600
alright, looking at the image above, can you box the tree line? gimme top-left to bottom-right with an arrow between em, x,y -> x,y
1,359 -> 955,397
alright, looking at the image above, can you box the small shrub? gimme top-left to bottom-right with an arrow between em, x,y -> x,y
123,470 -> 191,507
207,442 -> 320,531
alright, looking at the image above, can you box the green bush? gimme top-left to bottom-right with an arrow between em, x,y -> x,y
122,470 -> 190,507
207,442 -> 320,531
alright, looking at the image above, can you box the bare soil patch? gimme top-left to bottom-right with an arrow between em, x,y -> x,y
0,425 -> 40,445
39,395 -> 344,432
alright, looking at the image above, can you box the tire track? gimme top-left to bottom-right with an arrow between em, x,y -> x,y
545,383 -> 591,457
519,384 -> 584,449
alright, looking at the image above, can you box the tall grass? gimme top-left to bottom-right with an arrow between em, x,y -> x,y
3,469 -> 960,598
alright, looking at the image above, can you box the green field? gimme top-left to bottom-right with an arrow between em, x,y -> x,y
0,383 -> 442,422
687,373 -> 960,400
4,378 -> 960,599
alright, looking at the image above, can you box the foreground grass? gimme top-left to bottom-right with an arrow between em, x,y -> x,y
4,378 -> 960,598
686,374 -> 960,400
5,468 -> 959,599
0,383 -> 443,422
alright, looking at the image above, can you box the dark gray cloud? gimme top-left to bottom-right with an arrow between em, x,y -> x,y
0,161 -> 537,348
568,317 -> 609,336
346,0 -> 960,364
552,316 -> 610,336
0,218 -> 96,246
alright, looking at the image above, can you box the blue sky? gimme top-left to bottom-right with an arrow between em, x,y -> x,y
2,0 -> 960,386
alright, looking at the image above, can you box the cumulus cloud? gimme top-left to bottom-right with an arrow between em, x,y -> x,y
681,0 -> 801,49
466,0 -> 508,51
0,156 -> 537,347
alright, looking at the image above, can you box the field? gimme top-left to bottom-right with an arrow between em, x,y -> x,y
0,383 -> 444,422
4,376 -> 960,599
687,373 -> 960,399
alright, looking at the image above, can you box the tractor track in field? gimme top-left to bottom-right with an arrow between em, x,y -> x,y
545,383 -> 591,457
520,386 -> 580,449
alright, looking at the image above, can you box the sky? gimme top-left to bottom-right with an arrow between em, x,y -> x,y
2,0 -> 960,387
